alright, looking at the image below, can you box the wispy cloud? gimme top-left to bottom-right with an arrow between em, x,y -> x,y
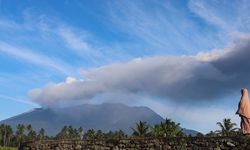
0,41 -> 72,74
106,0 -> 223,54
188,0 -> 250,35
0,94 -> 39,107
58,26 -> 91,54
57,25 -> 104,64
188,0 -> 232,32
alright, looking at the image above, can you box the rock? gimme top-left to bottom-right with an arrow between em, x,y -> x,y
75,144 -> 81,150
112,146 -> 119,150
226,141 -> 235,147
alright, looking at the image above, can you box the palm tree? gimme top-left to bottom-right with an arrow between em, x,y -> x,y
0,124 -> 13,146
0,124 -> 6,146
5,125 -> 13,146
56,126 -> 68,139
151,124 -> 162,137
38,128 -> 45,141
216,118 -> 238,136
160,118 -> 184,137
131,121 -> 150,137
113,130 -> 127,139
78,127 -> 84,140
206,130 -> 218,137
104,131 -> 114,139
95,130 -> 103,139
27,124 -> 36,141
84,129 -> 95,139
16,124 -> 25,147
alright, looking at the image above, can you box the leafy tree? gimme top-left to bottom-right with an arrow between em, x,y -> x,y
216,118 -> 238,136
131,121 -> 150,137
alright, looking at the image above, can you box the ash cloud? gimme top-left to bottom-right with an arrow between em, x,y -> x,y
29,37 -> 250,107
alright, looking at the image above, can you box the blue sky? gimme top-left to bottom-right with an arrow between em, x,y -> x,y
0,0 -> 250,133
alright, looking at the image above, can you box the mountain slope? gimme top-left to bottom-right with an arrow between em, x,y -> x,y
0,103 -> 199,136
0,103 -> 164,136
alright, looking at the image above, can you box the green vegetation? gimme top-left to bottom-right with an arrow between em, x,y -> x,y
153,118 -> 184,137
216,118 -> 239,136
206,118 -> 240,137
131,121 -> 150,137
0,117 -> 240,148
0,146 -> 16,150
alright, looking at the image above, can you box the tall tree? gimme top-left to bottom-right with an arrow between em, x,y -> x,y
5,125 -> 13,146
26,124 -> 36,141
16,124 -> 25,147
0,124 -> 6,146
113,130 -> 127,139
56,126 -> 68,139
160,118 -> 184,137
78,127 -> 84,140
84,129 -> 95,139
38,128 -> 45,141
95,130 -> 103,139
216,118 -> 238,136
151,124 -> 162,137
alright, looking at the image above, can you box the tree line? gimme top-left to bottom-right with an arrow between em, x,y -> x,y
0,118 -> 240,147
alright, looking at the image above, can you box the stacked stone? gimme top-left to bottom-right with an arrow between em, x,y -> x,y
20,136 -> 250,150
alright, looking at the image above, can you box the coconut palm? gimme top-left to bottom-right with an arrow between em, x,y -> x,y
56,126 -> 69,139
78,127 -> 84,140
114,130 -> 127,139
95,130 -> 103,139
26,124 -> 36,141
160,118 -> 184,137
16,124 -> 25,147
5,125 -> 13,146
151,124 -> 163,137
84,129 -> 95,139
216,118 -> 238,136
206,130 -> 218,137
131,121 -> 150,137
0,124 -> 13,146
0,124 -> 6,146
38,128 -> 45,140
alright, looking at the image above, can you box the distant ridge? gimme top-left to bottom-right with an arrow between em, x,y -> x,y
0,103 -> 199,136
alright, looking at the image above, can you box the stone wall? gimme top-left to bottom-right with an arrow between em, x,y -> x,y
20,136 -> 250,150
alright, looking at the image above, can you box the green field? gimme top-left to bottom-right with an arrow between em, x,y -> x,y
0,147 -> 17,150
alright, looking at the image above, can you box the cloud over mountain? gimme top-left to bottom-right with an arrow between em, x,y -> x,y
29,36 -> 250,107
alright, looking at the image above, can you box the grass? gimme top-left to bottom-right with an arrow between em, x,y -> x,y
0,147 -> 17,150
